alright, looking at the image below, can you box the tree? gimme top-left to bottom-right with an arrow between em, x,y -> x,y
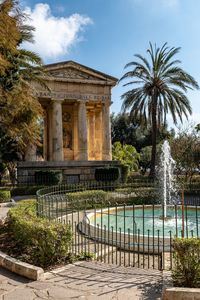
170,125 -> 200,184
111,112 -> 174,152
0,129 -> 22,185
112,141 -> 140,172
0,0 -> 20,75
120,43 -> 199,179
0,0 -> 44,150
139,146 -> 152,175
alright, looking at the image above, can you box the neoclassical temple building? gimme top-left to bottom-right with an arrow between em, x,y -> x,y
18,61 -> 120,184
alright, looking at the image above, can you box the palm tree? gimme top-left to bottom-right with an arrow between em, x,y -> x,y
120,43 -> 199,179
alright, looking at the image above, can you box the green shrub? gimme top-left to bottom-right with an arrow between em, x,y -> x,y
35,171 -> 61,185
184,182 -> 200,192
67,190 -> 108,209
127,174 -> 155,185
172,238 -> 200,288
8,200 -> 72,268
114,187 -> 158,204
0,190 -> 10,202
95,167 -> 119,182
65,187 -> 158,209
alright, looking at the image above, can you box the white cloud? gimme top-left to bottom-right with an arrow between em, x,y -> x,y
23,3 -> 92,59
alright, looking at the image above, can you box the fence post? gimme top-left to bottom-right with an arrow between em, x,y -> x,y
182,188 -> 185,238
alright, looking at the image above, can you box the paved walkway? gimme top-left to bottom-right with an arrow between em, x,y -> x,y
0,261 -> 163,300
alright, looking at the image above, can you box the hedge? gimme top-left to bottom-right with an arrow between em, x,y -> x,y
121,165 -> 129,183
0,190 -> 10,203
11,186 -> 45,196
95,167 -> 120,182
172,238 -> 200,288
35,171 -> 61,185
114,187 -> 159,204
66,190 -> 108,209
8,200 -> 72,268
66,187 -> 158,209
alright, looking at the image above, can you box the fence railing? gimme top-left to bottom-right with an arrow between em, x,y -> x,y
36,183 -> 200,270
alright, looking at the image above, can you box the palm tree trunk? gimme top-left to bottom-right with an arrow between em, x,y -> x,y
149,97 -> 157,179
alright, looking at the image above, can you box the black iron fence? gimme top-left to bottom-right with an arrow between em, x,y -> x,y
36,182 -> 200,270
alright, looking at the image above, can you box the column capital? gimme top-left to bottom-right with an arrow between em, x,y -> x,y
77,99 -> 89,105
51,98 -> 64,104
102,99 -> 111,108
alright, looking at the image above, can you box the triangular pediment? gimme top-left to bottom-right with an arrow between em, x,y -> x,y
44,61 -> 118,85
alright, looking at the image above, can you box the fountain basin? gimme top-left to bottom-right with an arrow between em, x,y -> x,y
80,205 -> 200,254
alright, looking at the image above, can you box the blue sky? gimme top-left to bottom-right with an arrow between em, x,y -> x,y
21,0 -> 200,129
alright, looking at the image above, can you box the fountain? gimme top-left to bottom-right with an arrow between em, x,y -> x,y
80,141 -> 200,253
158,140 -> 177,219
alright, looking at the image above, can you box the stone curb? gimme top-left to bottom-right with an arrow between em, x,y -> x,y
0,250 -> 44,281
163,287 -> 200,300
162,271 -> 200,299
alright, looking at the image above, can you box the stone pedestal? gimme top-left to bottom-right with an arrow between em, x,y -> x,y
17,160 -> 121,185
78,101 -> 88,160
102,102 -> 112,160
51,100 -> 64,161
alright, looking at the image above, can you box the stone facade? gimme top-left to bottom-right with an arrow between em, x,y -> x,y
18,61 -> 119,184
29,60 -> 117,162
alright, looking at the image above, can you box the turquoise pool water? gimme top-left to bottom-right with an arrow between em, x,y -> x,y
90,206 -> 200,238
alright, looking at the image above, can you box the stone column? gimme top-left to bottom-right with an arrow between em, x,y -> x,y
73,103 -> 79,160
25,144 -> 37,161
95,108 -> 102,160
47,106 -> 53,161
51,100 -> 64,161
102,101 -> 112,160
88,109 -> 95,160
78,101 -> 88,160
43,109 -> 48,160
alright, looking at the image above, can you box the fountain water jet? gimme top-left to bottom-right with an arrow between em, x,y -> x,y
158,140 -> 177,219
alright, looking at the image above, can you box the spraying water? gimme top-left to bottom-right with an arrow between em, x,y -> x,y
158,140 -> 177,219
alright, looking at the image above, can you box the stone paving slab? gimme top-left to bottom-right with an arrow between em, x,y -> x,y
0,261 -> 163,299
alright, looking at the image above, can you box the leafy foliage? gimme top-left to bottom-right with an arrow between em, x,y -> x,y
66,187 -> 158,209
0,190 -> 10,202
120,43 -> 199,178
11,186 -> 45,196
172,238 -> 200,288
170,125 -> 200,185
111,113 -> 173,152
8,200 -> 73,268
112,141 -> 140,172
35,171 -> 62,185
0,0 -> 44,150
139,146 -> 152,175
67,190 -> 108,209
95,167 -> 120,182
0,128 -> 22,184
